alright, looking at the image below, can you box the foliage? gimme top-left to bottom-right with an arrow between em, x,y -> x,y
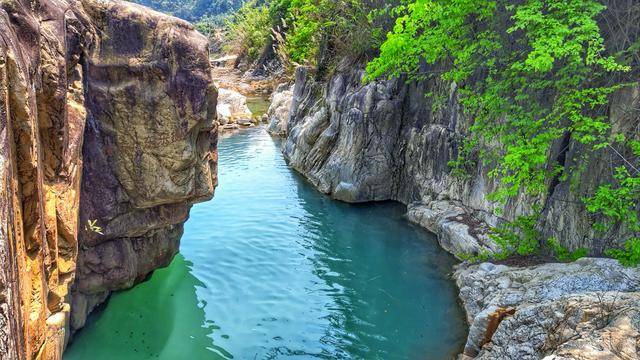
586,165 -> 640,232
269,0 -> 397,73
367,0 -> 631,202
585,137 -> 640,266
490,214 -> 541,258
457,213 -> 542,263
195,15 -> 221,36
460,226 -> 591,264
224,1 -> 272,63
366,0 -> 639,264
585,138 -> 640,233
547,237 -> 589,262
605,238 -> 640,267
457,249 -> 491,263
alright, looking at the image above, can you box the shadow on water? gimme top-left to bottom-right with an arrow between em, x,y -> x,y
64,255 -> 231,360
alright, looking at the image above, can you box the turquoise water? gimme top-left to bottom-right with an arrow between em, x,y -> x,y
65,128 -> 467,359
246,96 -> 271,119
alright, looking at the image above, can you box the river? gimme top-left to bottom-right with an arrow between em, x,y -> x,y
64,127 -> 467,359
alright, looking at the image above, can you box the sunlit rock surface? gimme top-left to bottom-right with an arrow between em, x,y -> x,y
273,66 -> 638,256
266,83 -> 293,136
216,88 -> 252,127
455,259 -> 640,359
0,0 -> 217,358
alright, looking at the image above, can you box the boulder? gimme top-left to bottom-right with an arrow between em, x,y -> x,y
455,259 -> 640,358
478,293 -> 640,359
217,88 -> 253,125
407,202 -> 499,257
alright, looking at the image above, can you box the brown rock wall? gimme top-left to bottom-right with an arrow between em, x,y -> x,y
0,0 -> 218,358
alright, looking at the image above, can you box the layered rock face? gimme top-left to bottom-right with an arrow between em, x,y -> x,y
266,83 -> 293,136
270,66 -> 639,357
278,66 -> 638,256
279,67 -> 504,256
0,0 -> 217,358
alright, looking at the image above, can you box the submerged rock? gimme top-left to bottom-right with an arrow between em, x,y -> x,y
0,0 -> 218,358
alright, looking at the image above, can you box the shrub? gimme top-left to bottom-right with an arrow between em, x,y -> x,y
366,0 -> 639,265
195,15 -> 222,37
489,214 -> 541,258
269,0 -> 398,75
547,237 -> 589,262
606,238 -> 640,267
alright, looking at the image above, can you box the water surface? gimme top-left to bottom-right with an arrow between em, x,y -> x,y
65,128 -> 466,359
247,96 -> 271,119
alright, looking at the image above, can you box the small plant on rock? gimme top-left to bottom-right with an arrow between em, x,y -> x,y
605,238 -> 640,267
85,219 -> 104,235
547,237 -> 589,262
490,214 -> 541,258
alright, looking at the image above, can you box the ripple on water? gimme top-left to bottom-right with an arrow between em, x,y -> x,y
64,127 -> 467,360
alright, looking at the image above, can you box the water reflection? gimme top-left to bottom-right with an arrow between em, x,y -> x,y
293,176 -> 466,359
65,255 -> 227,359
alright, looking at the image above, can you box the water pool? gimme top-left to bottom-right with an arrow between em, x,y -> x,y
65,128 -> 466,359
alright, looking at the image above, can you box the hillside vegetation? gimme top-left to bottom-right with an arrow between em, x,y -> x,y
226,0 -> 640,266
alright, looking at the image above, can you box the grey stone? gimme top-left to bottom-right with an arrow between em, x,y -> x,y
266,83 -> 294,135
455,258 -> 640,358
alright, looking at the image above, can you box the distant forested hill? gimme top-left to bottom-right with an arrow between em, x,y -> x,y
130,0 -> 245,22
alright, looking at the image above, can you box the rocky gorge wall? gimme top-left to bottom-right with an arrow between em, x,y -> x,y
269,66 -> 640,358
276,65 -> 639,257
0,0 -> 218,358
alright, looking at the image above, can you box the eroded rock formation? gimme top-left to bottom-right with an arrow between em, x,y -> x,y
266,83 -> 293,136
269,65 -> 639,357
277,66 -> 638,255
0,0 -> 217,358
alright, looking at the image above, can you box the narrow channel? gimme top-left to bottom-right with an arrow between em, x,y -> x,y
64,128 -> 467,359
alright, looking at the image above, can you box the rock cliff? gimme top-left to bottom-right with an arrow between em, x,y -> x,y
266,83 -> 293,136
0,0 -> 217,358
278,65 -> 638,257
270,65 -> 639,357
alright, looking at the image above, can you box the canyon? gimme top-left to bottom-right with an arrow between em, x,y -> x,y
0,0 -> 639,358
275,65 -> 639,255
267,65 -> 640,358
0,0 -> 217,358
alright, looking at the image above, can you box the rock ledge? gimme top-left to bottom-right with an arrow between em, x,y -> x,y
455,258 -> 640,359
